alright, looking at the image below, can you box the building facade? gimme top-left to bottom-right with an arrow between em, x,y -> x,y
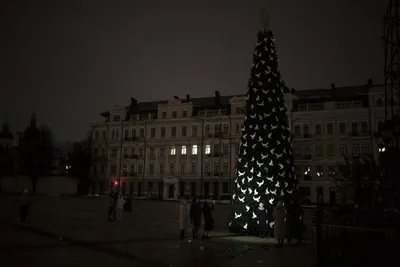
90,80 -> 390,203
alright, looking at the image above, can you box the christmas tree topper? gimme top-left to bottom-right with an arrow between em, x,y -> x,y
260,7 -> 270,30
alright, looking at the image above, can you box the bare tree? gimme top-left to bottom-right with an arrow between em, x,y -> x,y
67,131 -> 92,194
332,155 -> 381,208
19,125 -> 55,194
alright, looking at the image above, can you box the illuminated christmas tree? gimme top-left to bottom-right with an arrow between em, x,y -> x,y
229,12 -> 299,234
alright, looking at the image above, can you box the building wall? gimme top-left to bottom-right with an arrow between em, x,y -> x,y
90,84 -> 390,203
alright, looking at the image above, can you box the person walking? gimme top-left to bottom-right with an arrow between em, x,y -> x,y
273,200 -> 286,247
127,194 -> 133,212
115,194 -> 124,222
179,198 -> 189,240
202,200 -> 214,240
19,189 -> 31,222
189,198 -> 202,239
287,200 -> 305,244
108,192 -> 115,221
112,192 -> 118,220
256,202 -> 268,238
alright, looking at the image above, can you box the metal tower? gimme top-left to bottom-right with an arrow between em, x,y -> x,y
383,0 -> 400,122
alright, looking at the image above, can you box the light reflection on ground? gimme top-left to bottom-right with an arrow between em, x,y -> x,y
211,231 -> 276,244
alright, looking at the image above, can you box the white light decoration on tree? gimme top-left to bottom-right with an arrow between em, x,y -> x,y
229,19 -> 300,234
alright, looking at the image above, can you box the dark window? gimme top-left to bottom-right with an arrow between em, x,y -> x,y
339,122 -> 346,134
327,123 -> 333,134
294,125 -> 300,135
315,124 -> 321,134
181,126 -> 187,137
315,146 -> 322,156
361,121 -> 368,133
222,182 -> 229,193
327,145 -> 335,156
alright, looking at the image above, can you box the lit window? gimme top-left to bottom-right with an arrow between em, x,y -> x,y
192,145 -> 198,155
170,146 -> 176,155
181,145 -> 187,155
205,145 -> 211,154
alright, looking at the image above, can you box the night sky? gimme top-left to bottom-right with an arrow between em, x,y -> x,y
0,0 -> 387,143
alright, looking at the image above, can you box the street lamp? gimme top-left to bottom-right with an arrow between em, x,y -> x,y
373,132 -> 386,153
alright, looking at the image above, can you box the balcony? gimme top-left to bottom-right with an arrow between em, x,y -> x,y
214,132 -> 224,138
213,152 -> 223,157
130,172 -> 138,177
124,137 -> 140,141
296,155 -> 312,161
350,132 -> 359,137
150,155 -> 156,160
303,175 -> 312,181
205,172 -> 211,176
292,134 -> 311,140
93,155 -> 107,161
123,155 -> 129,159
131,155 -> 139,159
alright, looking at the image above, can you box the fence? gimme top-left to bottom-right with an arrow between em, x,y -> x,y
313,224 -> 398,267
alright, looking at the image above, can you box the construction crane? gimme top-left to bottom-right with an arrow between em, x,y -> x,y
383,0 -> 400,123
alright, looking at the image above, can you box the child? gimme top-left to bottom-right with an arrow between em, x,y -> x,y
179,199 -> 188,240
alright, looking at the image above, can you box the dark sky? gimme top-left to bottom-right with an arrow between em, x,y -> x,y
0,0 -> 387,143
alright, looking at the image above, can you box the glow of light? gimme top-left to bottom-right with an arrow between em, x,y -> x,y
114,182 -> 118,185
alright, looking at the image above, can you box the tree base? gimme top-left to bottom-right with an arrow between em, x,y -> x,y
229,224 -> 245,234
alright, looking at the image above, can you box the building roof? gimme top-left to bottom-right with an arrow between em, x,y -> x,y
119,83 -> 382,113
130,94 -> 244,112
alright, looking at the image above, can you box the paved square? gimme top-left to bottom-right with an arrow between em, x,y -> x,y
0,196 -> 313,267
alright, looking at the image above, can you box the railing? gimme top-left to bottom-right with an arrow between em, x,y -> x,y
313,205 -> 400,267
314,224 -> 398,267
124,137 -> 139,141
214,132 -> 224,138
299,155 -> 312,160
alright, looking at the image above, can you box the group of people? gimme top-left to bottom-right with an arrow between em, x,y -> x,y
17,188 -> 303,246
180,198 -> 215,240
107,192 -> 132,222
256,200 -> 305,247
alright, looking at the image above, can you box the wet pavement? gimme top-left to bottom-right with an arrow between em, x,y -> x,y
0,196 -> 313,267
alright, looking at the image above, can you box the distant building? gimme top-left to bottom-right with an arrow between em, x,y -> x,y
0,122 -> 13,149
90,80 -> 388,203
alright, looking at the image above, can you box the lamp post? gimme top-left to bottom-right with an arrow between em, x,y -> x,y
373,118 -> 400,209
199,118 -> 204,199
